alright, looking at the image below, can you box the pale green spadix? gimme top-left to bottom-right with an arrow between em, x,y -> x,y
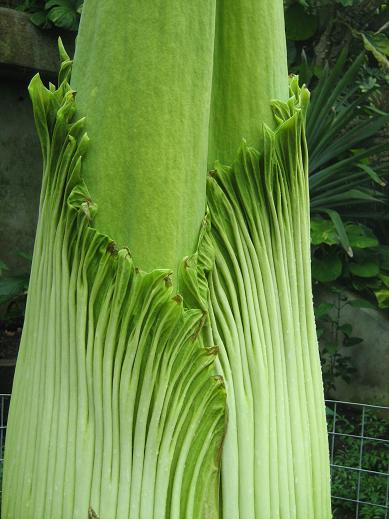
208,0 -> 289,166
71,0 -> 217,273
2,0 -> 331,517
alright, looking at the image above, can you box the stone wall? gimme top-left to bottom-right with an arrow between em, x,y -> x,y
0,77 -> 41,273
333,299 -> 389,406
0,6 -> 74,273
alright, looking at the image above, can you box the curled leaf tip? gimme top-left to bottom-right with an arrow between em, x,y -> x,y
122,246 -> 132,258
173,294 -> 183,304
164,273 -> 173,288
107,241 -> 119,256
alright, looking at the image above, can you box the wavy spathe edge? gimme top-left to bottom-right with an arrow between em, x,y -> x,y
2,40 -> 226,519
3,39 -> 331,519
203,78 -> 331,517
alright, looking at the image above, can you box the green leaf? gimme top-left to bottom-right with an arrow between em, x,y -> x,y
342,189 -> 382,203
338,323 -> 352,336
324,209 -> 352,256
374,289 -> 389,309
345,224 -> 379,249
316,328 -> 324,339
350,259 -> 380,278
285,5 -> 318,41
315,302 -> 334,319
30,10 -> 50,28
361,32 -> 389,69
325,406 -> 334,417
0,276 -> 28,305
312,252 -> 343,283
379,272 -> 389,288
47,6 -> 77,30
324,342 -> 338,354
357,163 -> 386,187
310,218 -> 339,246
343,336 -> 363,347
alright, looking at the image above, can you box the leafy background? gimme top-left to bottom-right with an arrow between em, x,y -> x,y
283,0 -> 389,394
16,0 -> 82,31
283,5 -> 389,514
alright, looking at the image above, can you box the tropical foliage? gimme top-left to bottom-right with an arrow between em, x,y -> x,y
17,0 -> 82,31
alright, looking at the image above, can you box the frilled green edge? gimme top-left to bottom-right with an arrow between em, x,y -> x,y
2,45 -> 226,519
3,42 -> 331,519
200,78 -> 331,518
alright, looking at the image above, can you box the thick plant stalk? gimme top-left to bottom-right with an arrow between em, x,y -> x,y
205,79 -> 331,518
2,53 -> 225,519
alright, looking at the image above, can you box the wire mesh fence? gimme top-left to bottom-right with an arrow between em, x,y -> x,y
0,394 -> 10,503
326,399 -> 389,519
0,395 -> 387,517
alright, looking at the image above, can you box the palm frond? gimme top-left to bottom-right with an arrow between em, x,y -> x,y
307,51 -> 389,220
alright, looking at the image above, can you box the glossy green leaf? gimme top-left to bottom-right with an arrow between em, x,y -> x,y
324,209 -> 352,256
312,252 -> 343,283
0,276 -> 28,305
374,289 -> 389,309
325,406 -> 334,417
361,32 -> 389,68
315,302 -> 334,319
30,10 -> 49,27
350,259 -> 380,278
346,224 -> 379,249
357,163 -> 386,187
47,6 -> 77,29
324,342 -> 338,354
379,272 -> 389,288
311,218 -> 339,246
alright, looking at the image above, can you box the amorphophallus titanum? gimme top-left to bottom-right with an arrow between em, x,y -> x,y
2,1 -> 331,517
